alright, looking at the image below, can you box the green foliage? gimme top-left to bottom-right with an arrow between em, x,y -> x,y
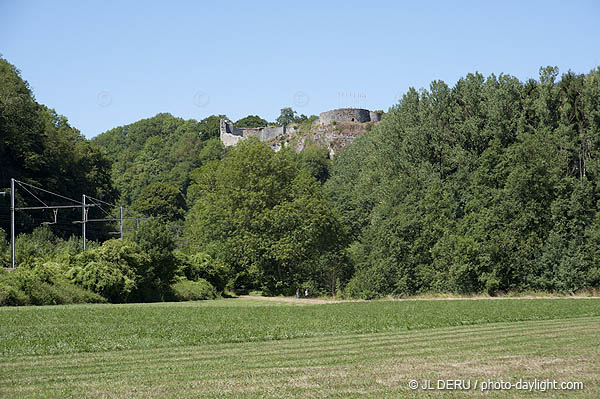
298,143 -> 331,183
0,262 -> 105,306
177,252 -> 230,292
68,260 -> 137,303
132,182 -> 186,221
169,278 -> 217,301
69,239 -> 147,302
198,115 -> 228,140
131,219 -> 178,301
14,226 -> 57,266
276,107 -> 296,127
275,108 -> 311,127
328,67 -> 600,297
0,281 -> 28,306
185,139 -> 348,295
0,228 -> 8,268
234,115 -> 268,128
93,113 -> 227,206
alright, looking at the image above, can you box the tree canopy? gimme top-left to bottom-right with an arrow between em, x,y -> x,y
185,139 -> 349,295
234,115 -> 268,128
3,54 -> 600,301
326,67 -> 600,297
92,114 -> 227,206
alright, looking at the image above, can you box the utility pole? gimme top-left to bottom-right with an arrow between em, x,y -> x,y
119,206 -> 123,238
10,178 -> 15,269
82,194 -> 86,250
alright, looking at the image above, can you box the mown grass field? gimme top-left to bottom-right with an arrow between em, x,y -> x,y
0,298 -> 599,398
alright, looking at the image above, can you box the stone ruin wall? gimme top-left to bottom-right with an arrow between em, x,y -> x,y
220,119 -> 285,147
219,108 -> 383,152
319,108 -> 382,125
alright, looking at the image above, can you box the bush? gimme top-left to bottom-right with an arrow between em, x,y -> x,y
344,263 -> 398,299
68,239 -> 146,302
179,252 -> 229,292
344,271 -> 379,300
0,266 -> 105,306
0,282 -> 28,306
0,228 -> 9,268
169,278 -> 216,301
67,260 -> 136,303
300,280 -> 322,297
14,226 -> 58,266
44,279 -> 106,304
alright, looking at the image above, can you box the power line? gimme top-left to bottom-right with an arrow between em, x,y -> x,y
14,179 -> 82,204
7,177 -> 151,268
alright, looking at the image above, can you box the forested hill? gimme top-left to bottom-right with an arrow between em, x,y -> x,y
92,114 -> 227,207
3,53 -> 600,299
326,66 -> 600,297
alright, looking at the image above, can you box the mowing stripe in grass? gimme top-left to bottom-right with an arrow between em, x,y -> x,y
0,316 -> 598,398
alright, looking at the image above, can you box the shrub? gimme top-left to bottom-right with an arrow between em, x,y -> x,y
300,280 -> 322,297
69,239 -> 146,302
344,262 -> 398,299
0,282 -> 28,306
67,260 -> 136,303
169,278 -> 216,301
344,271 -> 379,300
14,226 -> 58,266
180,252 -> 229,292
44,279 -> 106,304
0,266 -> 104,306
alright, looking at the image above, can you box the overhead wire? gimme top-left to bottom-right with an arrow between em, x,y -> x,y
15,179 -> 82,204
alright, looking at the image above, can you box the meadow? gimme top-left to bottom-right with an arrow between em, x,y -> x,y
1,298 -> 599,398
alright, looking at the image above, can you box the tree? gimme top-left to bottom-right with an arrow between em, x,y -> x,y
185,139 -> 348,294
276,107 -> 297,127
132,182 -> 186,221
198,114 -> 228,140
235,115 -> 268,128
328,67 -> 600,296
131,219 -> 178,301
298,143 -> 331,183
93,113 -> 227,207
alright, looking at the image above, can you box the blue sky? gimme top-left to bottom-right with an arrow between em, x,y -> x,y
1,0 -> 599,138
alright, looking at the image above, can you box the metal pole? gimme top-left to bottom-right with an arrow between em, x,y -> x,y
136,218 -> 139,230
82,194 -> 86,250
119,206 -> 123,238
10,178 -> 15,269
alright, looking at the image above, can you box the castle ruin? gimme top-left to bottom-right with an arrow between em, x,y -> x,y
219,108 -> 382,152
319,108 -> 382,125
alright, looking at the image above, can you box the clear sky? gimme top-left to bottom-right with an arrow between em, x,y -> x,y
1,0 -> 599,138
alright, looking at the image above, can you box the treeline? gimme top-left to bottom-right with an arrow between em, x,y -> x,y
91,113 -> 226,208
91,107 -> 317,212
3,53 -> 600,303
326,67 -> 600,297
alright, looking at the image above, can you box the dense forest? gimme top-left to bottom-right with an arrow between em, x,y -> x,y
327,67 -> 600,297
1,54 -> 599,305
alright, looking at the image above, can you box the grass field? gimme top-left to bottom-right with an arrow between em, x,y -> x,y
0,298 -> 599,398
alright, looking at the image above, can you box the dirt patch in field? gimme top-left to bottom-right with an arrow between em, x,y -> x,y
238,295 -> 343,304
238,295 -> 600,305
